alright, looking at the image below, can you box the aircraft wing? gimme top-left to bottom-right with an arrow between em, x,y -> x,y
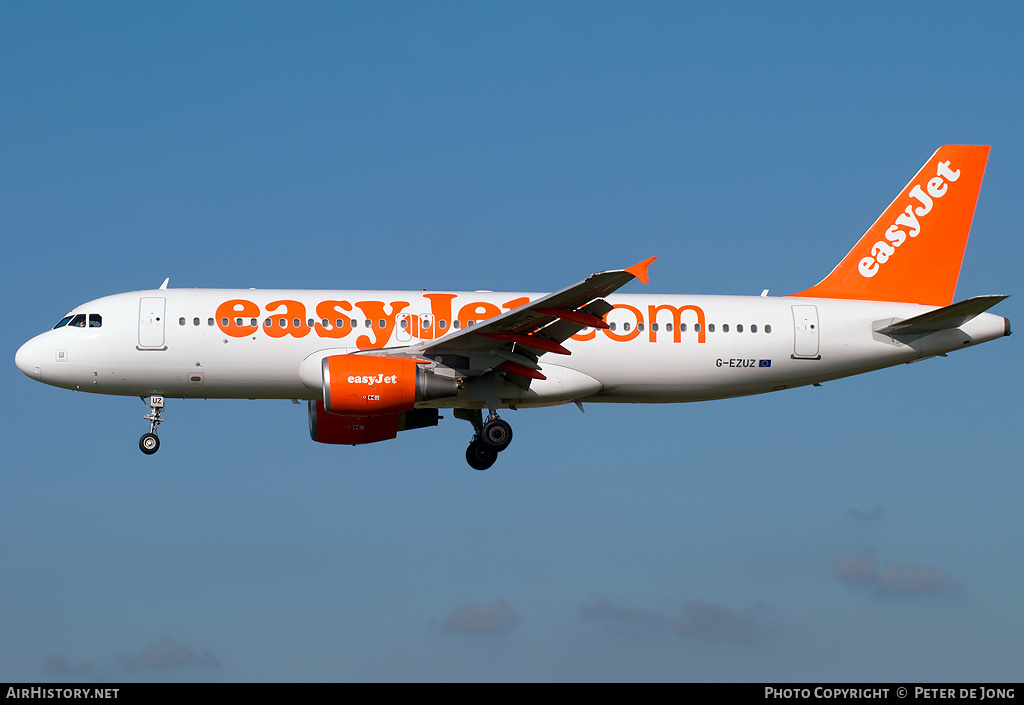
361,257 -> 656,382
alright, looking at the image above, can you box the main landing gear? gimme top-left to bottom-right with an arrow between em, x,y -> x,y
456,409 -> 513,471
139,395 -> 165,455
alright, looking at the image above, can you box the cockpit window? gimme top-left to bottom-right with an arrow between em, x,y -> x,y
54,313 -> 101,329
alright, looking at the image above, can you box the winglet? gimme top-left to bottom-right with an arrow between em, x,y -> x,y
625,256 -> 657,285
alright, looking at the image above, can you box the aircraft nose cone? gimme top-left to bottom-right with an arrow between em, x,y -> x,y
15,337 -> 43,379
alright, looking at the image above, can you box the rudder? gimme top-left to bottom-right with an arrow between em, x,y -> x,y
792,145 -> 990,306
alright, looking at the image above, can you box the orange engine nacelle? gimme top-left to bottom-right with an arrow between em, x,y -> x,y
308,401 -> 442,445
309,400 -> 399,444
322,355 -> 458,417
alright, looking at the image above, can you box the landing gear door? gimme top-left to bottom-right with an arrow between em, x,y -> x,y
792,305 -> 820,359
139,297 -> 167,349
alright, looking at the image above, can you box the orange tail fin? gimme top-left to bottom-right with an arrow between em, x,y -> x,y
792,145 -> 990,306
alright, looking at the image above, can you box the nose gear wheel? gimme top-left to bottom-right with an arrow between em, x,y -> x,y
140,433 -> 160,454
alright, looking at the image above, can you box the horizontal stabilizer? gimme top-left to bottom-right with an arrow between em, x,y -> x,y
874,295 -> 1008,336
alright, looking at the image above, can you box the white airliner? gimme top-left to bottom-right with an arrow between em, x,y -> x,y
15,145 -> 1010,469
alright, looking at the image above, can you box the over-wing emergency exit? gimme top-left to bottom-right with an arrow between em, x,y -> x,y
15,145 -> 1010,469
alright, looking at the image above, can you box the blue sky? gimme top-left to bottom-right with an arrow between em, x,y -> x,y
2,1 -> 1022,681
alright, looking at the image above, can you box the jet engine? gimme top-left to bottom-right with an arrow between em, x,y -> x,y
308,400 -> 442,445
321,355 -> 458,416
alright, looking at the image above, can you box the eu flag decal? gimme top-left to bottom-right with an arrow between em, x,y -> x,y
759,359 -> 772,367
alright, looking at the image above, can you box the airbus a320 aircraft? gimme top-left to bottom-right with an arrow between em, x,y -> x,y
15,145 -> 1010,469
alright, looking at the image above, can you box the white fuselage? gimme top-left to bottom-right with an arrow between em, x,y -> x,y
15,288 -> 1010,408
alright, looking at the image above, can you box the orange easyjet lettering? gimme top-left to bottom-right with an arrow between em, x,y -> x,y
217,296 -> 708,347
216,300 -> 260,338
354,300 -> 410,349
458,301 -> 502,329
604,304 -> 643,342
314,300 -> 355,339
421,293 -> 457,339
648,304 -> 707,344
265,300 -> 310,338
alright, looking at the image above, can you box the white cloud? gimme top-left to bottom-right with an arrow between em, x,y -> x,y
581,597 -> 764,643
834,547 -> 955,596
846,505 -> 884,521
441,598 -> 523,635
119,637 -> 221,671
41,654 -> 92,676
671,599 -> 758,642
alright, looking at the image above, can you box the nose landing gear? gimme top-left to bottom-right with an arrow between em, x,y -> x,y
139,395 -> 164,455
